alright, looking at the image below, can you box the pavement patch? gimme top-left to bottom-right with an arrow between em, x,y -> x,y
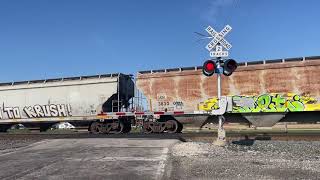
0,138 -> 179,180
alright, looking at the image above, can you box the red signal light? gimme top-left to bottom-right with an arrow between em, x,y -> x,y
203,60 -> 216,76
206,62 -> 214,71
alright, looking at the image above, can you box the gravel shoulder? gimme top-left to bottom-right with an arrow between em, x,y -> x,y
0,137 -> 42,153
167,140 -> 320,180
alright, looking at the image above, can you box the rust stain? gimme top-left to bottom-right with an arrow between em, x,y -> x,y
264,68 -> 294,93
177,74 -> 201,101
295,66 -> 320,97
202,75 -> 217,97
232,70 -> 261,95
150,77 -> 176,101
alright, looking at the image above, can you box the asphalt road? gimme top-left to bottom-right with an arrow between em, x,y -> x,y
0,138 -> 179,180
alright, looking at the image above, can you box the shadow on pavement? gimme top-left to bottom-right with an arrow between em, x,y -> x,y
232,134 -> 272,146
232,135 -> 255,146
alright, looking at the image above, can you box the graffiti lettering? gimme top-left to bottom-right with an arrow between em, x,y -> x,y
0,104 -> 72,119
232,94 -> 306,113
23,106 -> 37,118
23,104 -> 72,118
50,104 -> 59,116
4,107 -> 21,119
198,97 -> 219,111
199,93 -> 320,113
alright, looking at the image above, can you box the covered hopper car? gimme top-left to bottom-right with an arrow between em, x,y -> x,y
136,56 -> 320,127
0,73 -> 136,132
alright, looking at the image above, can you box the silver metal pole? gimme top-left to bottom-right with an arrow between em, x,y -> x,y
217,57 -> 223,130
217,59 -> 222,104
215,57 -> 226,145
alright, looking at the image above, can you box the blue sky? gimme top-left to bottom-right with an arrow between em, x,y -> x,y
0,0 -> 319,82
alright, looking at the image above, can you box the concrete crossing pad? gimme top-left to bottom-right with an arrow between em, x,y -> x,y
0,138 -> 179,180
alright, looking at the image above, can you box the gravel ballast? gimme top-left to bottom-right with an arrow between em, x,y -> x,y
167,140 -> 320,180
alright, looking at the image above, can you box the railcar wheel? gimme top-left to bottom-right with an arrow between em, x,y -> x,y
103,123 -> 113,134
90,122 -> 103,134
113,121 -> 124,134
122,122 -> 132,133
176,122 -> 183,133
143,123 -> 153,134
165,120 -> 179,133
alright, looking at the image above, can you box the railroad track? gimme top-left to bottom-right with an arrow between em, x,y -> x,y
2,131 -> 320,153
2,131 -> 320,142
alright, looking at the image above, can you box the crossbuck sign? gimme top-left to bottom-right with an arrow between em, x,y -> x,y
205,25 -> 232,57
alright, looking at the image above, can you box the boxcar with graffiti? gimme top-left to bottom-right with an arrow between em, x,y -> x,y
137,56 -> 320,127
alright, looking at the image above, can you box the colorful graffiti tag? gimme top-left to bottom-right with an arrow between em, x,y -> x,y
233,93 -> 320,113
198,97 -> 219,111
198,93 -> 320,113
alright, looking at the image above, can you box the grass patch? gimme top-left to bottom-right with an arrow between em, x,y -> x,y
7,129 -> 31,134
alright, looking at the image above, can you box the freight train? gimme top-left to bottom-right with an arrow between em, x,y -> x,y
0,56 -> 319,133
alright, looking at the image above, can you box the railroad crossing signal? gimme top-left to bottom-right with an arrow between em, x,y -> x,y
200,24 -> 236,146
201,24 -> 236,77
202,58 -> 237,77
205,25 -> 232,52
